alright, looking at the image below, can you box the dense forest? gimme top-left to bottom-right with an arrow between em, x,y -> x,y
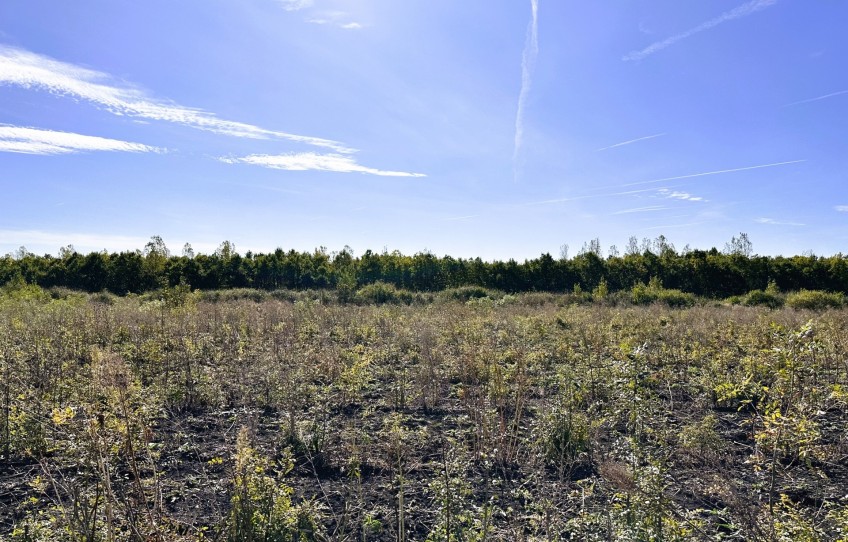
2,234 -> 848,298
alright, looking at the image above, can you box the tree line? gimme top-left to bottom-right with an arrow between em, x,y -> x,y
2,234 -> 847,298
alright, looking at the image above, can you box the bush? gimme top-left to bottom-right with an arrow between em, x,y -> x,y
199,288 -> 269,303
744,289 -> 784,309
438,285 -> 497,303
354,282 -> 421,305
631,279 -> 696,308
657,288 -> 696,308
786,289 -> 844,311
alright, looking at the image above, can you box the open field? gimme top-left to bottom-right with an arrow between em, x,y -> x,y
1,288 -> 847,541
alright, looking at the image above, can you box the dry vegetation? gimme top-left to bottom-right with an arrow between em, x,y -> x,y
1,286 -> 848,541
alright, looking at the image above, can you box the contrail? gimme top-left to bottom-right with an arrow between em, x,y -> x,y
614,159 -> 806,188
513,0 -> 538,182
597,132 -> 665,152
782,90 -> 848,107
623,0 -> 777,61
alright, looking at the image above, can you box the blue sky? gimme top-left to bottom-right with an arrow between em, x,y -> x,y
1,0 -> 846,260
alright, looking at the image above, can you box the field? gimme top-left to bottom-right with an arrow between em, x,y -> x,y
1,287 -> 847,541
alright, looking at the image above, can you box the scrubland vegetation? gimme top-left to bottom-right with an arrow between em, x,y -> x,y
1,279 -> 848,541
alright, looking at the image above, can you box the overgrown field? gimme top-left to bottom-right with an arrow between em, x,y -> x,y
1,289 -> 848,541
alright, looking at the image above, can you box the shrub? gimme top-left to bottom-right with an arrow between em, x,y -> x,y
631,278 -> 696,308
228,427 -> 324,541
786,289 -> 844,311
657,288 -> 696,308
200,288 -> 269,303
743,289 -> 784,308
353,282 -> 420,305
439,285 -> 494,302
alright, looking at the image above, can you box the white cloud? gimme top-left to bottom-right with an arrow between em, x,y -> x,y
278,0 -> 313,12
0,125 -> 162,155
0,230 -> 151,254
657,188 -> 705,202
755,217 -> 805,226
623,0 -> 777,61
220,152 -> 425,177
0,45 -> 352,153
834,205 -> 848,212
513,0 -> 538,181
0,230 -> 225,256
597,133 -> 665,152
306,11 -> 363,29
644,221 -> 707,231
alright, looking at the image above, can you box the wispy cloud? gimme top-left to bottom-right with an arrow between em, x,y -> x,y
0,230 -> 151,253
657,188 -> 705,202
835,205 -> 848,213
442,215 -> 478,222
0,125 -> 162,155
782,90 -> 848,107
623,0 -> 778,61
644,221 -> 708,231
0,44 -> 352,153
306,10 -> 362,29
597,132 -> 665,152
523,187 -> 659,207
755,217 -> 805,226
0,230 -> 225,255
615,159 -> 805,189
613,205 -> 668,215
219,152 -> 425,177
513,0 -> 538,181
278,0 -> 313,12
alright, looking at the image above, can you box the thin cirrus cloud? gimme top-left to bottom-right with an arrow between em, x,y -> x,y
0,44 -> 353,153
755,217 -> 805,226
0,230 -> 151,253
219,152 -> 426,178
277,0 -> 313,12
834,205 -> 848,213
596,132 -> 665,152
306,17 -> 363,30
623,0 -> 777,61
513,0 -> 538,181
0,125 -> 162,155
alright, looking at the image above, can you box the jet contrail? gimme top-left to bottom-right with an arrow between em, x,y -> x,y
597,132 -> 666,152
623,0 -> 777,61
782,90 -> 848,107
614,159 -> 806,188
513,0 -> 538,182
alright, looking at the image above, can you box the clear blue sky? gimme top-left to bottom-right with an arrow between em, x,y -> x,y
1,0 -> 846,260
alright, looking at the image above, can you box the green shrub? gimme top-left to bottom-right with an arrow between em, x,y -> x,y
0,279 -> 50,303
631,278 -> 695,308
200,288 -> 269,303
438,285 -> 496,303
744,289 -> 784,308
354,282 -> 421,305
228,427 -> 324,541
540,409 -> 589,467
786,289 -> 844,311
657,288 -> 696,308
